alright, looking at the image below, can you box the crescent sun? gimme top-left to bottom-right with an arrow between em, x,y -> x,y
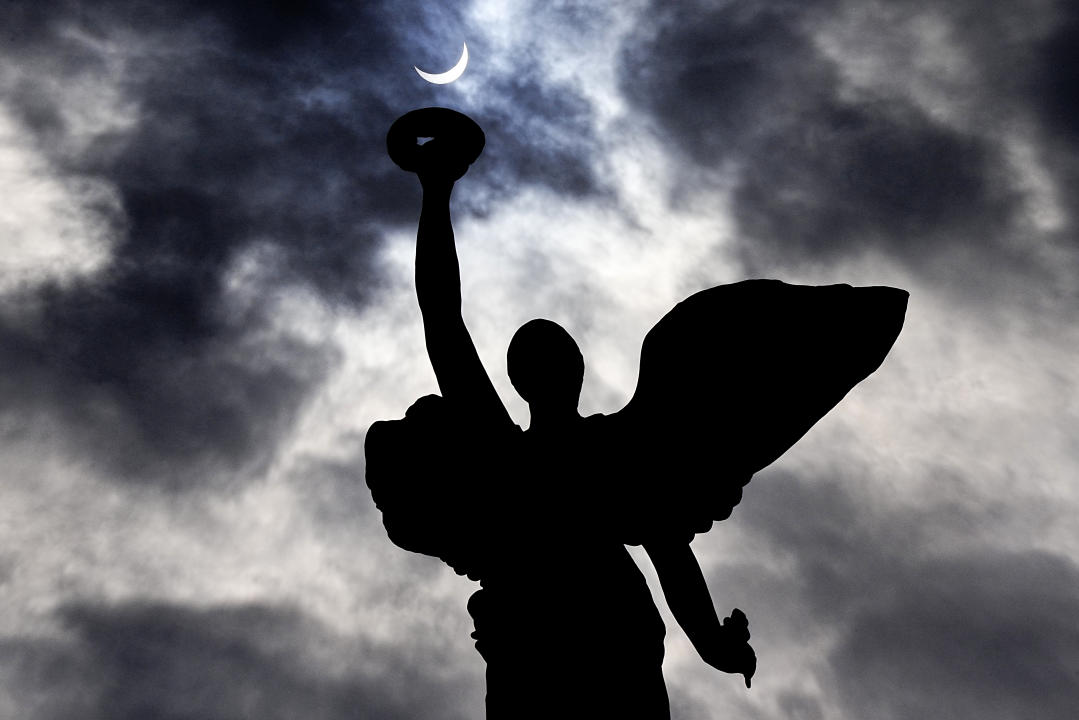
414,43 -> 469,84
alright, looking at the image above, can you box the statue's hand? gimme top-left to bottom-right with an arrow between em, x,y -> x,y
416,139 -> 470,189
699,608 -> 757,688
387,108 -> 485,186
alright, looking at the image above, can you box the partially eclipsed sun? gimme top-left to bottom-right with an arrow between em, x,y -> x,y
414,43 -> 468,84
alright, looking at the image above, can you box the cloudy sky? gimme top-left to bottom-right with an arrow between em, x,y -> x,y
1,0 -> 1077,718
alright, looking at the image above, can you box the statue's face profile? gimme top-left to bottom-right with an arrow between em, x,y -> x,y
507,319 -> 584,414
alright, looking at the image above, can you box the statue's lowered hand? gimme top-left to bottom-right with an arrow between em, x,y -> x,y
699,608 -> 757,688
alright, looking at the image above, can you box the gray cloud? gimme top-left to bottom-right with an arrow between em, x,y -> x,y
833,552 -> 1079,720
731,471 -> 1079,719
0,600 -> 476,720
618,0 -> 1074,301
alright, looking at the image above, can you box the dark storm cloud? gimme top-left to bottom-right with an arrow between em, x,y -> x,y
618,0 -> 1069,287
1028,3 -> 1079,252
0,304 -> 334,485
0,0 -> 409,485
0,1 -> 602,485
5,0 -> 423,301
468,74 -> 600,210
733,472 -> 1079,719
1031,3 -> 1079,143
0,600 -> 474,720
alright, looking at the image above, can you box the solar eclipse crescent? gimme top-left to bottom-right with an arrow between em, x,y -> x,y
414,42 -> 468,84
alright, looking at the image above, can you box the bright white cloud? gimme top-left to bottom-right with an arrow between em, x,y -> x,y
0,109 -> 120,296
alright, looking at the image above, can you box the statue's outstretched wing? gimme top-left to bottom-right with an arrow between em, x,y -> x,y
605,279 -> 908,543
365,395 -> 516,581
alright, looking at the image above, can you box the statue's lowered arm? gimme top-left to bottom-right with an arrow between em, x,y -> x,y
645,540 -> 756,687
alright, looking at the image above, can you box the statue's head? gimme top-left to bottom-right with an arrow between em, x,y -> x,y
507,319 -> 584,412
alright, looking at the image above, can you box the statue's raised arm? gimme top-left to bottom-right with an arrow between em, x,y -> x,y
390,108 -> 512,428
366,109 -> 516,580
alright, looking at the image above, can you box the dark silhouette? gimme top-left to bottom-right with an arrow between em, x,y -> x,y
367,107 -> 908,719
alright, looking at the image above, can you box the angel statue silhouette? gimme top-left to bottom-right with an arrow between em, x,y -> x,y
366,108 -> 908,719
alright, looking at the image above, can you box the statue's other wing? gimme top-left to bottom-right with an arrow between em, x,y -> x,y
366,395 -> 516,581
606,279 -> 908,543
